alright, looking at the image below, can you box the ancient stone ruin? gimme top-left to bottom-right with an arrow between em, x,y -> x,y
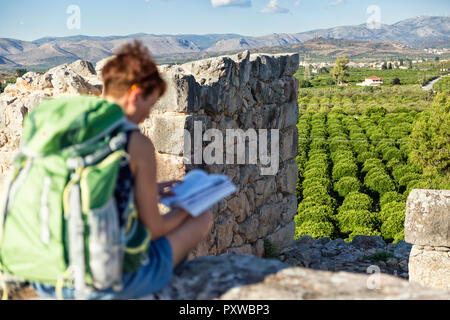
405,189 -> 450,289
142,51 -> 300,257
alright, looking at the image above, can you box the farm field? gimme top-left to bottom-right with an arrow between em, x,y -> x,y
294,60 -> 450,88
294,82 -> 450,244
297,85 -> 434,114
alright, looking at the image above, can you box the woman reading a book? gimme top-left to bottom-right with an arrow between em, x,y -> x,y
31,40 -> 213,299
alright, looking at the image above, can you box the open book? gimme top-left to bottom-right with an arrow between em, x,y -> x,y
160,169 -> 237,217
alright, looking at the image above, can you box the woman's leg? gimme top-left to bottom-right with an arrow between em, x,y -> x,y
165,210 -> 213,267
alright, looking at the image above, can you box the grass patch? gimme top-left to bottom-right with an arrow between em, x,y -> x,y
263,239 -> 278,259
363,250 -> 395,262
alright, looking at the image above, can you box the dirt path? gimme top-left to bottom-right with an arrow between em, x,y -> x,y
422,74 -> 449,91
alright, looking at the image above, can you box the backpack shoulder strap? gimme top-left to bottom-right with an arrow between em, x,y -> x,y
122,120 -> 140,134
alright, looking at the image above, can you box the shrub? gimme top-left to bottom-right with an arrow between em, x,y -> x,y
336,209 -> 379,234
305,159 -> 329,171
334,176 -> 361,197
309,140 -> 328,151
352,142 -> 370,155
388,127 -> 409,140
365,106 -> 387,119
332,161 -> 358,181
380,192 -> 405,209
380,208 -> 405,242
393,229 -> 405,243
398,172 -> 422,187
299,79 -> 312,88
364,170 -> 396,195
329,140 -> 352,154
392,164 -> 419,183
363,250 -> 395,262
322,78 -> 336,86
362,158 -> 384,174
303,167 -> 329,180
298,195 -> 336,213
295,205 -> 334,225
375,142 -> 392,156
302,177 -> 332,191
379,201 -> 405,222
386,158 -> 401,170
409,92 -> 450,176
295,220 -> 335,240
308,152 -> 328,162
302,184 -> 329,199
392,78 -> 401,85
357,151 -> 378,164
308,150 -> 328,161
382,147 -> 403,162
339,192 -> 373,212
330,150 -> 354,164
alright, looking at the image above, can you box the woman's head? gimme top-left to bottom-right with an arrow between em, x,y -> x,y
102,40 -> 166,124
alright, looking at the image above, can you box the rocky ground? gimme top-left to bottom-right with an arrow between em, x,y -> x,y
2,235 -> 417,300
278,235 -> 412,280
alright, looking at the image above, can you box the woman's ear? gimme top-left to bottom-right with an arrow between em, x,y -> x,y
125,87 -> 143,112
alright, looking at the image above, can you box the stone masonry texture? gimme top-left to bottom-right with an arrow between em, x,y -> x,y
405,189 -> 450,289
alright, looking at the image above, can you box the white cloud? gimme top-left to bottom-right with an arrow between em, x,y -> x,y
294,0 -> 301,6
331,0 -> 344,6
211,0 -> 252,8
261,0 -> 290,14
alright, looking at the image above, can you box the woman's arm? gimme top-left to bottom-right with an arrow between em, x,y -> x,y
128,131 -> 190,239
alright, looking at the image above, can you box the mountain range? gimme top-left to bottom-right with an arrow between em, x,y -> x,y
0,16 -> 448,69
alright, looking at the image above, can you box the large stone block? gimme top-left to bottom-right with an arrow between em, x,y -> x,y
226,244 -> 253,255
409,245 -> 450,289
215,215 -> 235,252
277,101 -> 299,128
141,114 -> 211,156
266,220 -> 295,254
405,189 -> 450,247
276,160 -> 298,194
152,69 -> 201,114
280,126 -> 298,162
239,215 -> 260,243
155,153 -> 186,183
249,53 -> 300,80
141,114 -> 188,155
258,202 -> 284,238
282,194 -> 298,224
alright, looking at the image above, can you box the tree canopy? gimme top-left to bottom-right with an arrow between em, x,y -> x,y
331,56 -> 349,85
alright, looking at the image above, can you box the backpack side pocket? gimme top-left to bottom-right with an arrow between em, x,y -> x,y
87,197 -> 123,290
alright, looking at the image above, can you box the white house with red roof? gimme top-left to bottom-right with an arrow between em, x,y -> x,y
357,76 -> 384,86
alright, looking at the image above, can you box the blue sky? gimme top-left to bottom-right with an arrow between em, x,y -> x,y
0,0 -> 449,41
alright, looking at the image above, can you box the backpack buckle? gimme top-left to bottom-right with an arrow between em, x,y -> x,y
67,157 -> 85,170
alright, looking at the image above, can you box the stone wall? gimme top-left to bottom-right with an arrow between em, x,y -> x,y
0,60 -> 102,180
141,51 -> 300,257
405,189 -> 450,289
0,51 -> 300,258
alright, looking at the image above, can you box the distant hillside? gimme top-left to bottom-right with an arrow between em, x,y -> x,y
0,16 -> 448,69
295,16 -> 450,48
287,38 -> 425,59
156,38 -> 446,66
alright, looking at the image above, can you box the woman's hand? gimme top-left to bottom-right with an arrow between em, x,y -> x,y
158,180 -> 181,199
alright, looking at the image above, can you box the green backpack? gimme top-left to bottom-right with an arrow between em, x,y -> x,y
0,95 -> 151,299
